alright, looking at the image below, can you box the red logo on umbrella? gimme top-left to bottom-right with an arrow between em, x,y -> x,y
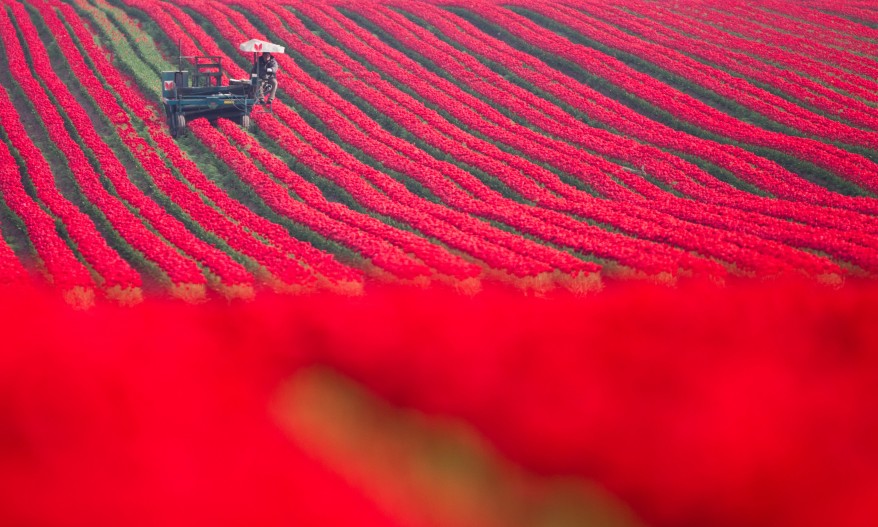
163,80 -> 175,91
254,42 -> 263,51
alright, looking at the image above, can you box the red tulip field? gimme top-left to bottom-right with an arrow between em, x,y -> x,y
0,0 -> 877,525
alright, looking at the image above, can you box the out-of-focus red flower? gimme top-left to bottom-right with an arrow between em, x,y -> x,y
0,280 -> 876,527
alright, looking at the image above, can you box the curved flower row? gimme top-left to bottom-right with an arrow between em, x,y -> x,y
276,4 -> 876,273
154,0 -> 875,278
68,0 -> 164,98
200,0 -> 603,276
678,1 -> 878,82
268,2 -> 712,276
0,0 -> 210,286
7,0 -> 871,287
339,2 -> 878,274
87,0 -> 172,75
740,1 -> 878,57
628,0 -> 878,107
121,0 -> 442,281
464,3 -> 878,194
4,0 -> 220,284
184,0 -> 717,279
272,1 -> 865,277
0,115 -> 92,289
291,1 -> 638,202
540,2 -> 878,147
662,0 -> 878,108
322,3 -> 869,270
362,4 -> 878,261
223,116 -> 550,280
0,76 -> 139,288
814,1 -> 878,29
0,226 -> 24,284
188,119 -> 436,280
347,2 -> 744,203
773,0 -> 878,47
566,0 -> 878,132
262,103 -> 593,279
18,0 -> 277,288
808,0 -> 878,33
52,0 -> 361,286
120,0 -> 492,280
155,0 -> 601,280
396,1 -> 878,225
23,0 -> 260,287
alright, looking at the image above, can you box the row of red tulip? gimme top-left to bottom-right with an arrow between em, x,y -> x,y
570,0 -> 878,132
624,0 -> 878,107
126,0 -> 239,78
817,1 -> 878,26
54,0 -> 361,289
362,2 -> 878,273
0,1 -> 211,286
144,125 -> 331,287
0,229 -> 24,284
124,0 -> 445,282
228,114 -> 564,279
7,0 -> 226,287
115,0 -> 375,280
190,118 -> 453,281
778,0 -> 878,44
401,1 -> 878,224
293,2 -> 636,202
205,0 -> 718,278
0,111 -> 93,289
0,75 -> 136,289
327,2 -> 878,276
164,0 -> 603,279
679,1 -> 878,82
210,0 -> 605,276
384,1 -> 878,258
710,2 -> 878,70
49,0 -> 360,284
465,3 -> 878,194
281,2 -> 853,277
111,0 -> 878,280
121,0 -> 500,280
196,0 -> 598,280
545,2 -> 878,148
185,0 -> 548,278
168,0 -> 874,278
352,2 -> 751,203
28,0 -> 296,287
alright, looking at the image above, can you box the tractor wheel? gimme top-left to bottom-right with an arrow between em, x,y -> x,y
175,114 -> 186,136
241,115 -> 251,130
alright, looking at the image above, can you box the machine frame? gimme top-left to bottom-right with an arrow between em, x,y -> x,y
160,38 -> 285,138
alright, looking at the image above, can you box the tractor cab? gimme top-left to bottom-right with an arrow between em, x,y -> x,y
161,39 -> 285,138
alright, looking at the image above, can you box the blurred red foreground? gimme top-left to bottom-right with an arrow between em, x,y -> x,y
1,280 -> 877,527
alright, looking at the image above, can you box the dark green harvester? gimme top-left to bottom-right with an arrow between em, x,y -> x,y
161,39 -> 285,137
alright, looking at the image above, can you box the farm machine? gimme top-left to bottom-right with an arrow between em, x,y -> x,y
161,39 -> 284,137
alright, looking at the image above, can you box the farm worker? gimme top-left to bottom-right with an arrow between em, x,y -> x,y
252,51 -> 279,104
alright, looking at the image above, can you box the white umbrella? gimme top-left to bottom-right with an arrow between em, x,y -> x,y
238,39 -> 285,54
